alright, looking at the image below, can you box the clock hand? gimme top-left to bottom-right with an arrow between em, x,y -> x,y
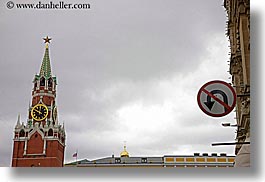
34,109 -> 42,114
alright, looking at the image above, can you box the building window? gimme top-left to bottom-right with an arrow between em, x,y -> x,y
141,158 -> 147,163
175,158 -> 184,162
115,158 -> 121,163
186,158 -> 195,162
165,157 -> 174,162
196,158 -> 205,162
217,158 -> 227,162
228,158 -> 234,163
206,158 -> 216,162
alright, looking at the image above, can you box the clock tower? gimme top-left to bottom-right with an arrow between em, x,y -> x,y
11,37 -> 66,167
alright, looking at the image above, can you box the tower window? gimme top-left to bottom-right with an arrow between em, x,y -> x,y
40,77 -> 45,86
48,78 -> 53,88
48,129 -> 53,136
19,129 -> 25,137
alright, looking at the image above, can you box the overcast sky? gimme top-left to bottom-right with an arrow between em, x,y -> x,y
0,0 -> 238,166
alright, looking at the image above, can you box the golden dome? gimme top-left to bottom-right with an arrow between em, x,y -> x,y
120,145 -> 129,157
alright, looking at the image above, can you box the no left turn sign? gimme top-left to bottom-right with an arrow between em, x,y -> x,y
197,80 -> 236,117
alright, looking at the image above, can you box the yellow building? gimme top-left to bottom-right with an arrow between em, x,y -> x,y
163,153 -> 234,168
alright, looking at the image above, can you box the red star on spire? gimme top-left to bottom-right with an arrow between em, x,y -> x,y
43,36 -> 52,43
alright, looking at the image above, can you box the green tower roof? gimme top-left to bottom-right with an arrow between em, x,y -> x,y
39,43 -> 52,79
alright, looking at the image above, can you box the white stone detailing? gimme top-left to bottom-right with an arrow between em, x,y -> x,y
32,92 -> 55,98
43,139 -> 46,154
23,140 -> 27,155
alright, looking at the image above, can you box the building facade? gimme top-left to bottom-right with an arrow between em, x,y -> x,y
11,37 -> 66,167
224,0 -> 250,166
65,147 -> 234,167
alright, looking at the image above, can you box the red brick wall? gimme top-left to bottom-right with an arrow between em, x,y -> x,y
46,140 -> 64,166
13,157 -> 62,167
12,141 -> 25,167
27,132 -> 44,154
12,131 -> 64,167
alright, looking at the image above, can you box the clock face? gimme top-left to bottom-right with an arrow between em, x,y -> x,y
31,103 -> 48,121
53,106 -> 58,121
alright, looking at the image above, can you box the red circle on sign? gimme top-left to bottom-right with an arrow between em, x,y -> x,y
197,80 -> 236,117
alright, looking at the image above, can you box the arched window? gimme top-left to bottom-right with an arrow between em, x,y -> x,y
48,128 -> 53,136
48,78 -> 53,88
19,129 -> 25,137
34,82 -> 37,89
40,77 -> 45,86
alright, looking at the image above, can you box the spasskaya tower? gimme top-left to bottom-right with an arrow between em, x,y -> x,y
12,37 -> 66,167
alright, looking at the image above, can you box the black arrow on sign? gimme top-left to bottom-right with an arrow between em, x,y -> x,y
204,90 -> 228,112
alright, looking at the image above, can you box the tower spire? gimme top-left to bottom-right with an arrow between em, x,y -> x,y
39,36 -> 52,78
16,113 -> 21,128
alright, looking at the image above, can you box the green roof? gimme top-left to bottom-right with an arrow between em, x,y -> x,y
39,45 -> 52,79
